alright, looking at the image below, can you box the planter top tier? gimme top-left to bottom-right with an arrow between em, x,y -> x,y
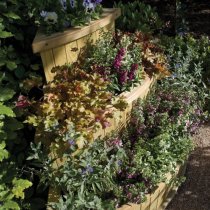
32,8 -> 121,54
32,8 -> 121,82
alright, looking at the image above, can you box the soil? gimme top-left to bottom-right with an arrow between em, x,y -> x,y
166,121 -> 210,210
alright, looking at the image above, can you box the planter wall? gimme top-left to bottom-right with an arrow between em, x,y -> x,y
32,8 -> 121,82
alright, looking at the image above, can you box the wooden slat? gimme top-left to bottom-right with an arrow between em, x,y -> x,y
40,50 -> 56,82
65,40 -> 79,63
32,8 -> 121,53
52,45 -> 68,66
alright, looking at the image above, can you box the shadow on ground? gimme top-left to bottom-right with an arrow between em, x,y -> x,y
166,122 -> 210,210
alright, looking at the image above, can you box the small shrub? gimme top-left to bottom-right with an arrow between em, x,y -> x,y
114,1 -> 163,33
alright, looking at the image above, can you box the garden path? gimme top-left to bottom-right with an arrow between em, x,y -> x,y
166,122 -> 210,210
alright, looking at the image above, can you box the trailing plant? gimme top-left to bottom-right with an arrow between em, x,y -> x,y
28,0 -> 103,34
26,64 -> 127,150
114,1 -> 162,33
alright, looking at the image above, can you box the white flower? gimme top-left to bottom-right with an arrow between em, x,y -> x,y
40,11 -> 47,18
44,12 -> 58,24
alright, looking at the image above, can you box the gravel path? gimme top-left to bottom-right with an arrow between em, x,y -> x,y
166,122 -> 210,210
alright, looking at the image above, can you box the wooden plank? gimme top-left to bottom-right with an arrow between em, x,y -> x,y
104,117 -> 116,136
47,187 -> 60,210
65,40 -> 79,63
118,203 -> 140,210
140,194 -> 151,210
32,8 -> 121,53
40,50 -> 56,82
52,45 -> 68,67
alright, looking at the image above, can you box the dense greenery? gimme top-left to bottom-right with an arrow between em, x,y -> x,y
84,31 -> 170,94
0,0 -> 210,209
0,0 -> 43,209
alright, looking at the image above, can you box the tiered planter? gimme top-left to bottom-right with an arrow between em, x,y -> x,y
32,8 -> 121,82
32,7 -> 183,210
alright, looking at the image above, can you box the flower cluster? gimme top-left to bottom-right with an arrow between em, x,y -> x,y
85,31 -> 144,94
32,0 -> 103,34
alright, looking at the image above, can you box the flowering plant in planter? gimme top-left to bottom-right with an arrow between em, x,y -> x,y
26,64 -> 127,149
84,31 -> 144,94
30,0 -> 103,34
84,31 -> 170,94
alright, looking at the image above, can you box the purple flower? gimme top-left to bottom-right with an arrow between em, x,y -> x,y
40,11 -> 47,18
60,0 -> 67,10
109,138 -> 123,147
82,164 -> 94,174
68,139 -> 75,146
119,71 -> 128,85
70,0 -> 75,8
128,63 -> 138,81
83,0 -> 95,10
113,48 -> 126,70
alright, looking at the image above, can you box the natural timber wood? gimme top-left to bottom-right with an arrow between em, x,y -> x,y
32,8 -> 120,53
32,8 -> 120,82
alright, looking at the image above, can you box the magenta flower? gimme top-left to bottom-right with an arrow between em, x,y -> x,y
128,64 -> 138,81
113,48 -> 126,70
15,95 -> 30,108
119,71 -> 128,85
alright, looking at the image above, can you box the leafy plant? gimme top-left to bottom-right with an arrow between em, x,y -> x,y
0,0 -> 43,209
26,64 -> 127,150
114,1 -> 162,33
84,31 -> 170,94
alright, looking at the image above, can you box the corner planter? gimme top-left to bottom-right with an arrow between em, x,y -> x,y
32,8 -> 121,82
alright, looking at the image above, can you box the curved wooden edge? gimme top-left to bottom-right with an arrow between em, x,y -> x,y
32,8 -> 121,53
117,162 -> 187,210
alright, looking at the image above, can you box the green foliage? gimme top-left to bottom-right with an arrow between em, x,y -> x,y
161,34 -> 210,112
26,64 -> 127,149
114,1 -> 162,33
0,0 -> 43,209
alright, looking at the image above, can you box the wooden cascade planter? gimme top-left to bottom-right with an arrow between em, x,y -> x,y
32,8 -> 121,82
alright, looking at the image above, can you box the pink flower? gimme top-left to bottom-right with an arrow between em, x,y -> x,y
101,120 -> 111,128
15,95 -> 30,108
